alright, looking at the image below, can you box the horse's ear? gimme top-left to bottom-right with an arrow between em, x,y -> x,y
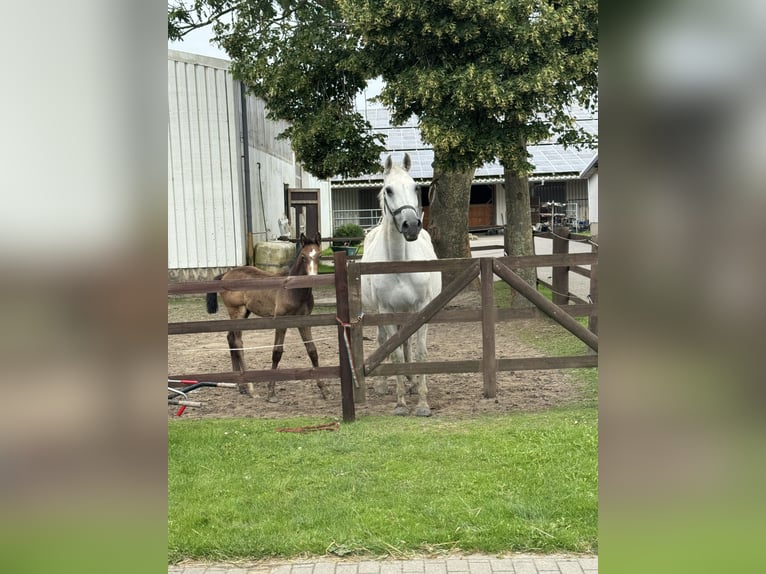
384,154 -> 393,174
403,153 -> 411,172
300,232 -> 307,245
314,232 -> 321,245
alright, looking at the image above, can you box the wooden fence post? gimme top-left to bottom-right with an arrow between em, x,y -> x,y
346,261 -> 366,403
333,250 -> 356,422
552,227 -> 570,305
480,258 -> 497,398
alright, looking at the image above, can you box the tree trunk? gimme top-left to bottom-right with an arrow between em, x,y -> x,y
427,165 -> 475,284
503,165 -> 536,308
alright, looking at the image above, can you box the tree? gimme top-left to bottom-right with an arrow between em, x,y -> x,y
169,1 -> 598,300
168,1 -> 386,179
338,0 -> 598,303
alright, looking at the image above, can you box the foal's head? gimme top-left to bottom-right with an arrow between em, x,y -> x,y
380,153 -> 423,242
296,233 -> 321,276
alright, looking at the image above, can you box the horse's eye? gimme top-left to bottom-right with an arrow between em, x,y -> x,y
385,186 -> 393,196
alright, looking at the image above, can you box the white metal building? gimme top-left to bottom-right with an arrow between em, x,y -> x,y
168,49 -> 333,280
579,154 -> 599,235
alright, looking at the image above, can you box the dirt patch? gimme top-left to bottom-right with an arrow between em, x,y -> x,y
168,288 -> 586,420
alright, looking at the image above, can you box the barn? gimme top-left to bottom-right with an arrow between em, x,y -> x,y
167,49 -> 334,281
331,97 -> 598,234
168,48 -> 598,281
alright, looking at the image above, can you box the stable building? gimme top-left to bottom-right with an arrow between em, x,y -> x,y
331,100 -> 598,233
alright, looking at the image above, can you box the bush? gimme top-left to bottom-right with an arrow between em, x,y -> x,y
332,223 -> 365,246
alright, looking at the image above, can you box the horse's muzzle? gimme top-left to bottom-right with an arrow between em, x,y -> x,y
400,217 -> 422,241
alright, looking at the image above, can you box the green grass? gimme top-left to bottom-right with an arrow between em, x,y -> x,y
169,411 -> 597,562
492,280 -> 555,307
492,281 -> 598,406
169,278 -> 598,563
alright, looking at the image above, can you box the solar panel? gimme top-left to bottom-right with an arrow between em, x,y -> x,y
332,100 -> 598,181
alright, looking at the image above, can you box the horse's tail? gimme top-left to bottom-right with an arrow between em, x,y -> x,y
206,273 -> 224,314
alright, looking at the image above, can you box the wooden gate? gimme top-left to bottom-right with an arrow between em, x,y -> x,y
344,250 -> 598,403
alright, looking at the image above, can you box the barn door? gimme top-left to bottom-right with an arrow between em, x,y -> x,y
287,188 -> 320,239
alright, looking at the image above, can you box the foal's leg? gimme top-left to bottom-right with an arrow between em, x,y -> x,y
411,324 -> 431,417
225,306 -> 253,395
268,328 -> 287,402
298,325 -> 326,399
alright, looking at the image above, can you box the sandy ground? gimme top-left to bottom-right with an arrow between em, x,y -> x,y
168,284 -> 588,420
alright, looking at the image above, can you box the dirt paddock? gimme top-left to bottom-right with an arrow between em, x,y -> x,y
168,288 -> 587,420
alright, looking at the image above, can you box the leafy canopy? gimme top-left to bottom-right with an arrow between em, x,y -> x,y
338,0 -> 598,173
169,1 -> 597,177
169,1 -> 386,179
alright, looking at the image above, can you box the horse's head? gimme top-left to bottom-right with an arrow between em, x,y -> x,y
381,153 -> 422,242
298,232 -> 321,275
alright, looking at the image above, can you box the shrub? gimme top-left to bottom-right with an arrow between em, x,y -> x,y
332,223 -> 365,246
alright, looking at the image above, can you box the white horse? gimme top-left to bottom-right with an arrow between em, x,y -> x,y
361,153 -> 442,416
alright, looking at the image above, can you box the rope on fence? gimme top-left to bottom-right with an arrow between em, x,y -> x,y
336,315 -> 360,389
169,336 -> 336,354
542,285 -> 577,300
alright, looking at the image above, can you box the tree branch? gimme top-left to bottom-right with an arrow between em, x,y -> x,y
168,4 -> 239,40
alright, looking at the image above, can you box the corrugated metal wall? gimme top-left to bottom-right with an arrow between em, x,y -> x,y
566,179 -> 589,222
331,188 -> 383,230
169,50 -> 355,271
167,52 -> 244,269
247,97 -> 293,161
332,189 -> 360,213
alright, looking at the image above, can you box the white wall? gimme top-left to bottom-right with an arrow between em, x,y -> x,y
168,49 -> 333,271
245,152 -> 332,241
587,172 -> 598,230
493,183 -> 507,227
167,51 -> 244,269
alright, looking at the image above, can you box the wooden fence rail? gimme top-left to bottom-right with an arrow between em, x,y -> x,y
168,242 -> 598,421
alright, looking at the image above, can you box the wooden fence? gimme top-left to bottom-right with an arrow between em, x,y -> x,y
168,231 -> 598,422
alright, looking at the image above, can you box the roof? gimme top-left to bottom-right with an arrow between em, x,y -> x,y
578,153 -> 599,179
333,101 -> 598,185
168,48 -> 231,71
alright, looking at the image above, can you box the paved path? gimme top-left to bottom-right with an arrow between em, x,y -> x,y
169,554 -> 597,574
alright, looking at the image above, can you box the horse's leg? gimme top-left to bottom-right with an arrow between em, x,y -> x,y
225,306 -> 253,395
411,324 -> 432,417
268,328 -> 287,402
380,323 -> 408,416
372,326 -> 390,395
402,334 -> 416,394
298,325 -> 326,399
